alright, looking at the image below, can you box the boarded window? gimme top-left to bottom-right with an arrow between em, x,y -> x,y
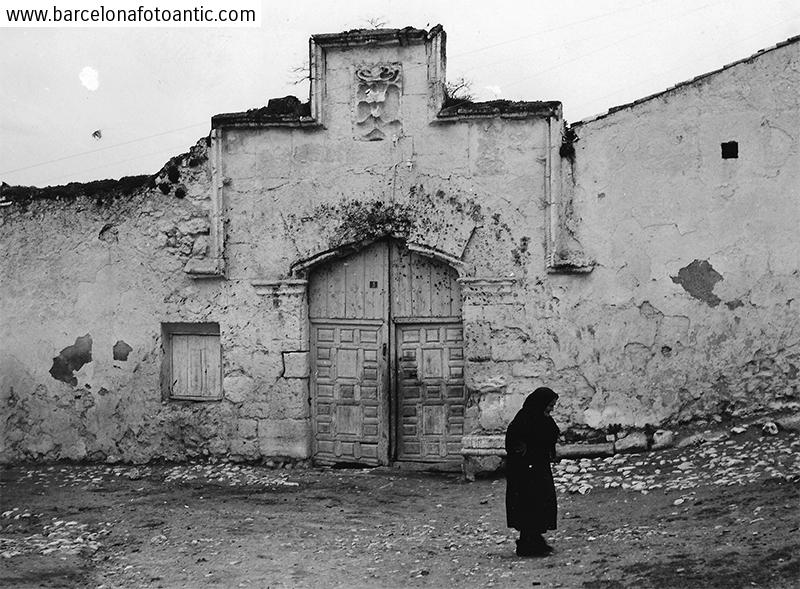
162,323 -> 221,401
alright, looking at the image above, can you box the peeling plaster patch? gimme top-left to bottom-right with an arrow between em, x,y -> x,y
98,223 -> 118,242
639,301 -> 662,320
671,259 -> 722,307
112,340 -> 133,361
725,299 -> 744,310
49,334 -> 93,386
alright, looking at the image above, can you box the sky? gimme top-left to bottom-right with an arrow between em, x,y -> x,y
1,0 -> 798,187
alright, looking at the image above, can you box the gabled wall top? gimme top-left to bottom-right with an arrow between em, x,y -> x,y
211,25 -> 562,131
307,24 -> 447,132
211,25 -> 446,132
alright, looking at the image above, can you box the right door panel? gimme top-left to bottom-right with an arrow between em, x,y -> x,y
396,323 -> 465,462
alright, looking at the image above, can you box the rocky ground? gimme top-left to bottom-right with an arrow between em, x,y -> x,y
1,425 -> 798,589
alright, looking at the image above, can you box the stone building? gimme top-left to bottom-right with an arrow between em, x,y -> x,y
1,27 -> 798,466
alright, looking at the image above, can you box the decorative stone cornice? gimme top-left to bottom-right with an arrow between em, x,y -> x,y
547,251 -> 596,273
436,100 -> 561,122
184,257 -> 225,277
458,278 -> 517,304
251,279 -> 308,297
311,26 -> 431,48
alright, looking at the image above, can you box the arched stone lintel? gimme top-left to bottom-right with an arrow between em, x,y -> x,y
289,237 -> 471,277
405,243 -> 466,273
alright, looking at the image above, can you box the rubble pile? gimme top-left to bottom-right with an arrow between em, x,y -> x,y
162,463 -> 299,487
12,462 -> 300,490
554,432 -> 799,495
16,465 -> 154,488
0,509 -> 112,559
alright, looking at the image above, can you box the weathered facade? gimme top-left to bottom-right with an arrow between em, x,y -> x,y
562,36 -> 800,430
1,28 -> 798,465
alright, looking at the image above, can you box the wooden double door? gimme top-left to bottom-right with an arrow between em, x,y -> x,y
309,240 -> 465,466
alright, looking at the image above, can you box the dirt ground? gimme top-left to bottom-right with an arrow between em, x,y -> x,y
1,428 -> 798,589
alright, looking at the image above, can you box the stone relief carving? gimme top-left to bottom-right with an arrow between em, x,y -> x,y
354,63 -> 402,141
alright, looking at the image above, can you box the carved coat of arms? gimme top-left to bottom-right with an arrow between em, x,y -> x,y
354,63 -> 402,141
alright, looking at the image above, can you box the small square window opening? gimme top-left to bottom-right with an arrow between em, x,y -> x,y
721,141 -> 738,159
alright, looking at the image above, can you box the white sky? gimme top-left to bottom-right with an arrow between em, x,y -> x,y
1,0 -> 798,187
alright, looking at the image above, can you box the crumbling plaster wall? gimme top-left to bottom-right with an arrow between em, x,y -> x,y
6,34 -> 795,464
1,29 -> 563,463
1,143 -> 310,463
220,116 -> 550,277
219,111 -> 555,438
542,40 -> 800,431
215,37 -> 568,444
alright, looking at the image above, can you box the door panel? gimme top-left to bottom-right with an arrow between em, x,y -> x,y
311,321 -> 388,465
390,241 -> 462,319
396,323 -> 465,462
309,241 -> 388,321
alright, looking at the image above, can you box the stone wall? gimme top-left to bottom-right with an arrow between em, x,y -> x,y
216,117 -> 559,443
540,38 -> 800,431
1,141 -> 307,463
1,27 -> 563,463
212,28 -> 564,445
2,29 -> 797,465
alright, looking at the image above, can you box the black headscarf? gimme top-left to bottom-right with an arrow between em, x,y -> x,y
506,387 -> 560,458
521,387 -> 558,416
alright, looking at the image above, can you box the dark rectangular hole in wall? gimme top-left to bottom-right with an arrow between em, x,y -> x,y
721,141 -> 738,159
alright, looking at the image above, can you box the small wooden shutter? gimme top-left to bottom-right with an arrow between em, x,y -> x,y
171,333 -> 221,400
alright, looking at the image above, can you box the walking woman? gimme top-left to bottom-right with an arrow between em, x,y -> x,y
505,387 -> 560,557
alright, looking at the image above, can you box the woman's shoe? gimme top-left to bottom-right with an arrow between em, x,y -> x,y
531,534 -> 554,553
516,541 -> 551,557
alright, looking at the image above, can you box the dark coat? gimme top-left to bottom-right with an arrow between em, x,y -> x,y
505,388 -> 560,532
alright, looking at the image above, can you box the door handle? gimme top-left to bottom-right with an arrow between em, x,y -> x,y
382,343 -> 387,357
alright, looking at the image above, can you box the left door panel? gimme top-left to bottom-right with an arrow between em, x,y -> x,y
308,241 -> 390,465
311,321 -> 388,465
